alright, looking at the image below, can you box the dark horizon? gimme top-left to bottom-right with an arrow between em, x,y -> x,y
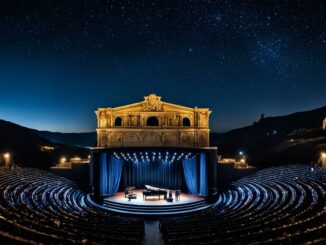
2,102 -> 326,134
0,0 -> 325,133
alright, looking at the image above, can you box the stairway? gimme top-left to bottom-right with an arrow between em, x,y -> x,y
102,198 -> 210,216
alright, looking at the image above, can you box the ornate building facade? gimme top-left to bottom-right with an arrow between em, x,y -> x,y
95,94 -> 211,147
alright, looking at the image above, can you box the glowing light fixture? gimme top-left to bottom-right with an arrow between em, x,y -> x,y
112,151 -> 196,163
4,153 -> 10,159
321,152 -> 326,158
60,157 -> 66,164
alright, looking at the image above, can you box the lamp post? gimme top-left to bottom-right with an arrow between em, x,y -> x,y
60,157 -> 67,165
3,153 -> 11,167
320,152 -> 326,168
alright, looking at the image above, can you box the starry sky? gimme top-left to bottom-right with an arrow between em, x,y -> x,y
0,0 -> 325,132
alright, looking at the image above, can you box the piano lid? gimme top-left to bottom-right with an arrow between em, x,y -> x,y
145,185 -> 168,192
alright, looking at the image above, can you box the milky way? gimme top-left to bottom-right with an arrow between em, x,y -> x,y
0,0 -> 325,132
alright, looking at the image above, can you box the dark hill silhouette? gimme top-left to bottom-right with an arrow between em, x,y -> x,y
211,106 -> 326,166
32,130 -> 96,147
1,105 -> 325,169
0,120 -> 89,169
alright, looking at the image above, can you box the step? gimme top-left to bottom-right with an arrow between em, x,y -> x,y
87,194 -> 212,217
103,199 -> 207,210
103,201 -> 207,213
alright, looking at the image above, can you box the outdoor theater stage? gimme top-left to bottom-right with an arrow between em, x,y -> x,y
88,189 -> 211,216
90,146 -> 218,216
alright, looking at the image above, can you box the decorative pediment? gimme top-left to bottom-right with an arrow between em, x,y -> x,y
96,93 -> 211,147
141,94 -> 163,111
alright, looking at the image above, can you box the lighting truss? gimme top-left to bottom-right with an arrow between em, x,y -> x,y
112,151 -> 196,164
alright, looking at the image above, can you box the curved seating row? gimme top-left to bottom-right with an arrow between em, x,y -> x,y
0,167 -> 144,244
160,164 -> 326,244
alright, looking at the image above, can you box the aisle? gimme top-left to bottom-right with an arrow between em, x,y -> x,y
143,220 -> 165,245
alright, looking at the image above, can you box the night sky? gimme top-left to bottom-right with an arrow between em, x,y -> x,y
0,0 -> 325,132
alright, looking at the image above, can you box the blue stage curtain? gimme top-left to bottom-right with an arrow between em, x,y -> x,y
107,156 -> 123,195
122,160 -> 184,190
199,153 -> 208,196
99,152 -> 108,195
183,158 -> 198,194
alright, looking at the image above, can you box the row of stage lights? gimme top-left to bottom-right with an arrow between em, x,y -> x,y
113,151 -> 196,164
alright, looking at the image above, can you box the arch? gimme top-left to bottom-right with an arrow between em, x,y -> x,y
114,117 -> 122,126
183,117 -> 191,126
146,116 -> 159,126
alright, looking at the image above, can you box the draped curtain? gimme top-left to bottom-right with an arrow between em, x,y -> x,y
99,153 -> 123,196
107,156 -> 123,195
122,160 -> 184,190
199,153 -> 208,196
99,152 -> 108,195
182,158 -> 198,194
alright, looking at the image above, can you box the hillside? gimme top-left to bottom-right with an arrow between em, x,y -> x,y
0,120 -> 90,169
32,130 -> 96,147
1,105 -> 325,169
212,106 -> 326,166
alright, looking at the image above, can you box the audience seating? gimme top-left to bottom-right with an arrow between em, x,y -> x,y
0,167 -> 144,244
160,164 -> 326,244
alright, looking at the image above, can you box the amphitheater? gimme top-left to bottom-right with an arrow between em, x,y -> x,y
0,164 -> 325,244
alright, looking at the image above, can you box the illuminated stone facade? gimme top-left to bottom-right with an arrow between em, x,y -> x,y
95,94 -> 211,147
323,118 -> 326,130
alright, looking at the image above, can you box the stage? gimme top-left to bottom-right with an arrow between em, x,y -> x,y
87,189 -> 212,217
106,189 -> 203,206
90,146 -> 218,217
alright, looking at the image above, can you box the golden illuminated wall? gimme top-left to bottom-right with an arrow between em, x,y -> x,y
95,94 -> 211,147
323,118 -> 326,130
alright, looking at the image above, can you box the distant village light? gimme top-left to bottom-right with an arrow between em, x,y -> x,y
60,157 -> 66,164
321,152 -> 326,159
4,153 -> 10,159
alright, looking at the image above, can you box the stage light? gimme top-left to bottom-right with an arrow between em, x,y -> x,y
3,153 -> 10,159
113,151 -> 197,163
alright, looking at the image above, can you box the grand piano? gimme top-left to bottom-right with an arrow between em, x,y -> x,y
142,185 -> 168,200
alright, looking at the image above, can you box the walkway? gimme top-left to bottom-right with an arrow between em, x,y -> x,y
143,220 -> 165,245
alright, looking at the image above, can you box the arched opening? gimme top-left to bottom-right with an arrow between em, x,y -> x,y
183,117 -> 191,126
146,116 -> 159,126
114,117 -> 122,126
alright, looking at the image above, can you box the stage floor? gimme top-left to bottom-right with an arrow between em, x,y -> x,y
105,189 -> 204,206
